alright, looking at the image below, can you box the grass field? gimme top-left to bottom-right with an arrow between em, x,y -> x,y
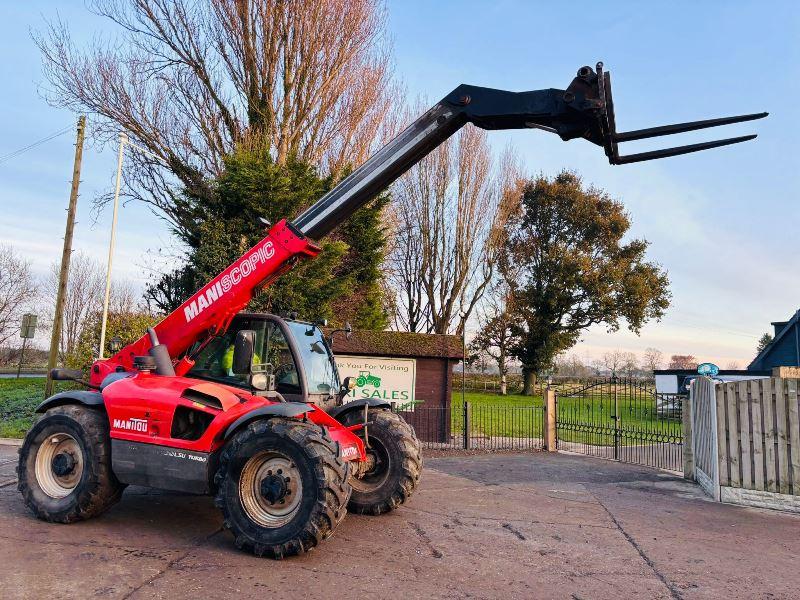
449,390 -> 682,446
0,378 -> 70,438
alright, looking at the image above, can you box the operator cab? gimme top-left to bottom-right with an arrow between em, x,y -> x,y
185,313 -> 342,410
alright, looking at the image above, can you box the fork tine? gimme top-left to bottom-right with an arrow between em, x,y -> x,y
615,113 -> 768,143
613,134 -> 758,164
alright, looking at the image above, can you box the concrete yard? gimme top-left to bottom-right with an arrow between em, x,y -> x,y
1,443 -> 798,599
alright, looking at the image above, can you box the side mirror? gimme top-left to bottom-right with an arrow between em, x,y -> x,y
328,322 -> 353,345
340,376 -> 356,397
232,330 -> 256,374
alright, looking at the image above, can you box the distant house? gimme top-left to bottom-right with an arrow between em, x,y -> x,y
748,309 -> 800,371
654,369 -> 769,395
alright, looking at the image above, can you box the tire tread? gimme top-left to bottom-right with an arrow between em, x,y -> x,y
214,418 -> 351,559
17,405 -> 123,523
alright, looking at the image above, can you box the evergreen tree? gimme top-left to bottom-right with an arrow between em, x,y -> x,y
146,145 -> 389,329
756,333 -> 773,355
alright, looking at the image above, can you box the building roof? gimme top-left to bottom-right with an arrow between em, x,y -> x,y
326,329 -> 464,360
748,309 -> 800,371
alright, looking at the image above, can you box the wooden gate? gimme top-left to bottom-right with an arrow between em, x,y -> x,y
690,376 -> 720,499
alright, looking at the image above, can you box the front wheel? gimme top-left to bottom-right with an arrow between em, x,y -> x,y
17,404 -> 124,523
343,409 -> 422,515
214,418 -> 351,559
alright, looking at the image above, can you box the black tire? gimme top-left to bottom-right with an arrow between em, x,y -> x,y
214,418 -> 351,559
17,405 -> 124,523
342,409 -> 422,515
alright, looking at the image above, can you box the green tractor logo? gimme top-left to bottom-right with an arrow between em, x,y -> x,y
355,370 -> 381,388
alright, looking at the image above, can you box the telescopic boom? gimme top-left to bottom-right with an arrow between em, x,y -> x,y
294,62 -> 766,238
89,62 -> 766,384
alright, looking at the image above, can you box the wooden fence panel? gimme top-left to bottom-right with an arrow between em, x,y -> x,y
751,380 -> 765,490
775,378 -> 791,495
738,381 -> 752,489
725,384 -> 740,487
713,378 -> 800,497
763,379 -> 778,492
788,379 -> 800,496
716,384 -> 729,486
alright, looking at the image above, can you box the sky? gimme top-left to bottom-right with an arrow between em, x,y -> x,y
1,1 -> 798,367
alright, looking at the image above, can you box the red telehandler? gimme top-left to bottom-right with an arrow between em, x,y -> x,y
18,64 -> 765,558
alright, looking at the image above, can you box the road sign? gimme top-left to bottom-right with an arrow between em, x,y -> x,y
335,355 -> 417,409
17,313 -> 38,379
697,362 -> 719,376
20,314 -> 37,339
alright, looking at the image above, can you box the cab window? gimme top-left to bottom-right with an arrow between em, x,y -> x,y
265,323 -> 301,396
187,318 -> 301,397
286,321 -> 338,396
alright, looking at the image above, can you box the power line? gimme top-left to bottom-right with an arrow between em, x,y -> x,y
0,125 -> 73,165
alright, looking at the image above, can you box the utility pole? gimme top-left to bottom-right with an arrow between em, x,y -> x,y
45,116 -> 86,397
98,132 -> 127,359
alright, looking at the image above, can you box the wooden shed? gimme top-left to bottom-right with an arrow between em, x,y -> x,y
327,330 -> 463,443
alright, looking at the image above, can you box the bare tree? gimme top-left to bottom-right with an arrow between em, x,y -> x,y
668,354 -> 698,370
35,0 -> 395,235
642,347 -> 663,373
45,252 -> 103,362
0,245 -> 37,348
602,349 -> 626,376
108,279 -> 139,314
45,252 -> 141,363
469,282 -> 520,395
726,360 -> 741,370
621,351 -> 638,378
389,124 -> 521,335
387,196 -> 428,332
554,353 -> 593,379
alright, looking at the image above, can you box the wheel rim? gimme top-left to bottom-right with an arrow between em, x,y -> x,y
239,451 -> 303,528
351,437 -> 391,493
34,433 -> 84,499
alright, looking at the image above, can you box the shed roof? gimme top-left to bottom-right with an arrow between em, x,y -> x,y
326,329 -> 463,360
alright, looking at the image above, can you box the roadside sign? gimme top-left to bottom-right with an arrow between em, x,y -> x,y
335,355 -> 416,409
20,313 -> 37,339
697,362 -> 719,376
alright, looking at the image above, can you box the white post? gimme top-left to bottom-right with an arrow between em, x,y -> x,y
99,133 -> 127,359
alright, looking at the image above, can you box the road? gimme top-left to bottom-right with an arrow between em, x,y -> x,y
1,444 -> 799,599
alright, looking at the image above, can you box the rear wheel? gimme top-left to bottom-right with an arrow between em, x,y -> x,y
215,418 -> 351,559
17,405 -> 124,523
343,409 -> 422,515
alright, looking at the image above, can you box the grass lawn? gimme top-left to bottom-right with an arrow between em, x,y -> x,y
449,390 -> 682,446
0,378 -> 70,438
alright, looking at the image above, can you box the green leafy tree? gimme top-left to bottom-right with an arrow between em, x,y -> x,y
501,172 -> 671,395
145,145 -> 389,329
67,311 -> 160,373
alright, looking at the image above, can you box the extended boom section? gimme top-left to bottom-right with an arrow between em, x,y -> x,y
93,62 -> 766,382
294,61 -> 766,238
